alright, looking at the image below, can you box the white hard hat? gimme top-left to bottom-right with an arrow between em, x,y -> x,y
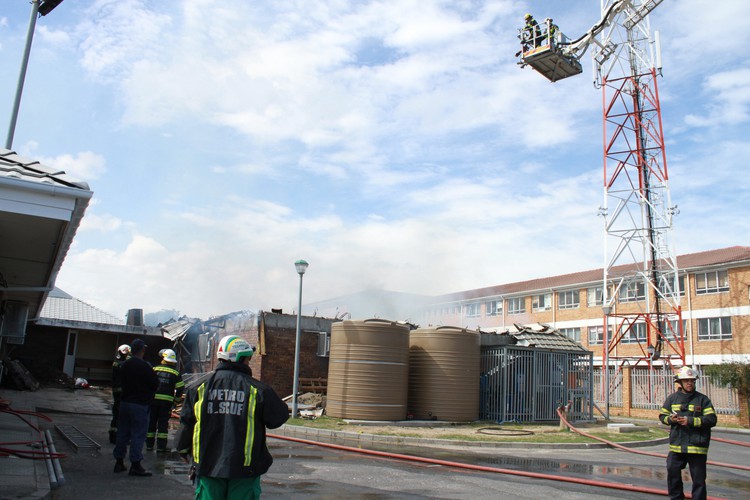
675,366 -> 699,380
161,349 -> 178,364
117,344 -> 131,355
217,335 -> 255,362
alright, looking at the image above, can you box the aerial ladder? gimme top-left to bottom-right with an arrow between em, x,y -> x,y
518,1 -> 684,412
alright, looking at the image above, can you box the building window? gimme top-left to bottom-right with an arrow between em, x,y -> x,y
587,286 -> 604,307
618,281 -> 646,303
588,326 -> 604,345
507,297 -> 525,315
464,302 -> 481,318
317,332 -> 330,357
658,274 -> 686,297
697,317 -> 732,341
559,327 -> 581,342
532,293 -> 552,312
621,322 -> 647,344
485,300 -> 503,316
558,290 -> 580,310
658,319 -> 687,341
695,270 -> 729,295
588,326 -> 612,345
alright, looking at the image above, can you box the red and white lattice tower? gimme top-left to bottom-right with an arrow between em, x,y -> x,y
595,0 -> 685,371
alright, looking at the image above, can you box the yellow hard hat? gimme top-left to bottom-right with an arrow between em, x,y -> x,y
524,13 -> 532,20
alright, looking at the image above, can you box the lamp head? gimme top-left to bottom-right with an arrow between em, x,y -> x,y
294,259 -> 309,275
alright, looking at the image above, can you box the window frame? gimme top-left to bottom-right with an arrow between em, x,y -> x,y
695,270 -> 729,295
697,317 -> 732,341
618,281 -> 646,303
532,293 -> 552,312
464,302 -> 481,318
558,290 -> 580,310
485,299 -> 503,317
507,297 -> 526,315
316,331 -> 331,357
559,327 -> 581,343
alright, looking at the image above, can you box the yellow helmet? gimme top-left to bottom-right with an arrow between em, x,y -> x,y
524,13 -> 533,20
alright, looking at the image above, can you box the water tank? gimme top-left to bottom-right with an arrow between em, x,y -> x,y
326,319 -> 410,420
408,326 -> 480,422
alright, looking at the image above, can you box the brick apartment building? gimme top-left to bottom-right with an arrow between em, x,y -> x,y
421,246 -> 749,367
418,246 -> 750,424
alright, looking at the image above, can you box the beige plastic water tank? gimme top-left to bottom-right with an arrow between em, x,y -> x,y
326,319 -> 410,420
408,326 -> 480,421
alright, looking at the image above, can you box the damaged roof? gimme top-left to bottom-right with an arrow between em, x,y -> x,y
492,323 -> 589,352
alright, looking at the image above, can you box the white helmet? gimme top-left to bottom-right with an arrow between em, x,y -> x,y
675,366 -> 699,381
161,349 -> 177,364
117,344 -> 131,356
217,335 -> 255,362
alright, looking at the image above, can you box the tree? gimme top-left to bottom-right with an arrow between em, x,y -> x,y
703,362 -> 750,427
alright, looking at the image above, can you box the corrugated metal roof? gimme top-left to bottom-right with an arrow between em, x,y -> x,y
40,288 -> 124,325
0,149 -> 90,190
438,246 -> 750,301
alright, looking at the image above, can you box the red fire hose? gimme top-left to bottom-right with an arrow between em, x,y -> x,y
555,407 -> 750,472
269,432 -> 726,499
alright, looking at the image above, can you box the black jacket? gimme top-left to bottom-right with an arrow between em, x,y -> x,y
659,389 -> 717,454
120,356 -> 159,405
176,362 -> 289,479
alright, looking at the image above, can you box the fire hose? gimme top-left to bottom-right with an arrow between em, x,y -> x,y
269,432 -> 720,499
0,398 -> 66,461
555,406 -> 750,472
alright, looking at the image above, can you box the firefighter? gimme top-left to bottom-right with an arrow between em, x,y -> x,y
109,344 -> 130,444
176,335 -> 289,499
146,348 -> 185,452
524,13 -> 541,49
545,17 -> 558,46
659,366 -> 717,500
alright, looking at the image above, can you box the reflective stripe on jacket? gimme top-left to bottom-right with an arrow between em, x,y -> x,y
175,362 -> 289,479
153,364 -> 185,404
659,390 -> 717,455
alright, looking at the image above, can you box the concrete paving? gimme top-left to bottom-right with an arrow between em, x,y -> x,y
1,385 -> 748,499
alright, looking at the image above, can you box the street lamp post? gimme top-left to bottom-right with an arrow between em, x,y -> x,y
291,259 -> 308,419
5,0 -> 65,149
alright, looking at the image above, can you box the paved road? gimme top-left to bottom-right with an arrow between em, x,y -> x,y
3,387 -> 746,499
47,413 -> 749,499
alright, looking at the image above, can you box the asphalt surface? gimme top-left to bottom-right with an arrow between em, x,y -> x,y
1,386 -> 748,499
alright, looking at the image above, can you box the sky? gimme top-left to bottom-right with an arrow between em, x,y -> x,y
0,0 -> 748,321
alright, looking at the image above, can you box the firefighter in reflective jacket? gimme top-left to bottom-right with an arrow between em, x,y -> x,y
659,366 -> 717,500
175,335 -> 289,499
146,349 -> 184,452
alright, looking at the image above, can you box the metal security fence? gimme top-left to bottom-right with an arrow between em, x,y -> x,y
630,367 -> 739,415
631,366 -> 675,409
593,367 -> 623,407
480,346 -> 593,422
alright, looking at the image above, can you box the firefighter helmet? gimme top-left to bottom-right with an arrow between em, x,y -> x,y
217,335 -> 255,362
675,366 -> 699,381
525,13 -> 533,20
161,349 -> 177,364
117,344 -> 131,356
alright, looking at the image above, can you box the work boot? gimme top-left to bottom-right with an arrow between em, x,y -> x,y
109,430 -> 117,444
113,459 -> 127,473
129,461 -> 152,477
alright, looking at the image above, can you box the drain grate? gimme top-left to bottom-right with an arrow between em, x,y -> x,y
55,424 -> 101,452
